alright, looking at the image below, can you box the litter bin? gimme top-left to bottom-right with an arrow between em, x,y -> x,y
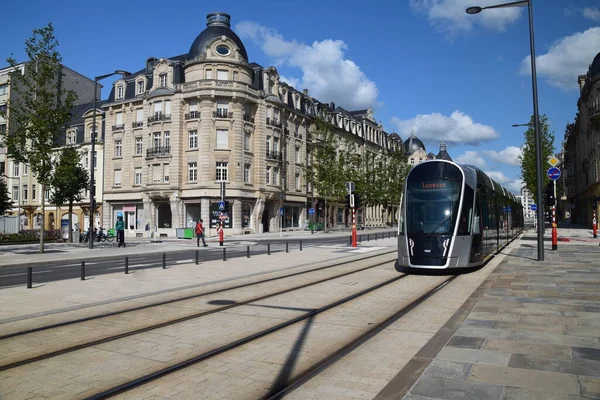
176,228 -> 185,239
183,228 -> 193,239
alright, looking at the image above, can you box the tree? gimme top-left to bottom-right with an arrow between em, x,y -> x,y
519,114 -> 555,204
378,148 -> 411,224
0,180 -> 12,216
3,23 -> 77,252
50,147 -> 89,242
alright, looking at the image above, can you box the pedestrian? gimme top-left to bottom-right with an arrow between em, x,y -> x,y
116,212 -> 126,247
196,219 -> 207,247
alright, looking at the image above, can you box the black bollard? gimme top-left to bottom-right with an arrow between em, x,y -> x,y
27,267 -> 32,289
247,245 -> 250,258
195,250 -> 199,265
81,261 -> 85,280
268,243 -> 271,255
359,234 -> 362,243
223,247 -> 227,261
367,233 -> 370,241
125,257 -> 129,274
286,241 -> 289,253
162,253 -> 166,269
300,240 -> 303,251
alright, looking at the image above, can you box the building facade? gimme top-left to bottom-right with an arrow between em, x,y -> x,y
563,51 -> 600,227
100,12 -> 409,237
517,186 -> 535,221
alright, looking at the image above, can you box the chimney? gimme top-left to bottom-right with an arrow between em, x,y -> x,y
303,88 -> 309,96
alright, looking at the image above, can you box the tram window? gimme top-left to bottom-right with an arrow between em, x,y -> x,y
473,197 -> 481,235
457,186 -> 474,235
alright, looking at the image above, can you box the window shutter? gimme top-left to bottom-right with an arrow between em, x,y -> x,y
216,129 -> 228,149
189,100 -> 198,112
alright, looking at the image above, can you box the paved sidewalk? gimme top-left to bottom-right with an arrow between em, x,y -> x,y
376,231 -> 600,399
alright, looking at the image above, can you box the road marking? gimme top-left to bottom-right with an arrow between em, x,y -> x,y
349,247 -> 388,253
175,259 -> 193,264
0,270 -> 54,277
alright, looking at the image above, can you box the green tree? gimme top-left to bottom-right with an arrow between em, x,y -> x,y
50,147 -> 89,242
0,180 -> 12,216
519,114 -> 555,204
378,148 -> 410,224
3,23 -> 77,252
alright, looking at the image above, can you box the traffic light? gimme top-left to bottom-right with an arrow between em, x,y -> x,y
345,194 -> 351,209
355,194 -> 362,209
545,191 -> 555,207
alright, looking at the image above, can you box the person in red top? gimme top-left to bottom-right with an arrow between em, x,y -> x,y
195,219 -> 207,247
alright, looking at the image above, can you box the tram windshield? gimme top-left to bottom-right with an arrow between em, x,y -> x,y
405,162 -> 462,236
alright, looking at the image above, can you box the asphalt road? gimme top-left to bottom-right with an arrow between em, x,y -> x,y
0,233 -> 395,288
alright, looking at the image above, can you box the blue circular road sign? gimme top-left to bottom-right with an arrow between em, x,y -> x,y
309,208 -> 315,215
547,167 -> 561,181
531,204 -> 537,211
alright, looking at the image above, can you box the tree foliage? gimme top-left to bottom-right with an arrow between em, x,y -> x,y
3,23 -> 77,251
50,147 -> 89,242
519,114 -> 555,204
0,180 -> 12,216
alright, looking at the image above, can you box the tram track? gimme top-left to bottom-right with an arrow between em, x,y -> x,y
0,252 -> 396,372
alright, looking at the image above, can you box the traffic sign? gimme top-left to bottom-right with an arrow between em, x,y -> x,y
218,201 -> 225,211
308,208 -> 315,215
547,167 -> 561,181
507,206 -> 511,212
279,207 -> 284,216
547,156 -> 560,167
531,204 -> 537,211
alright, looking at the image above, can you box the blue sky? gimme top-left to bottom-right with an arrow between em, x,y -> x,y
2,0 -> 599,194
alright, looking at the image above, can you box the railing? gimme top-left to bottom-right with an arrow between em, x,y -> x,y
266,117 -> 282,128
589,106 -> 600,120
243,113 -> 254,123
132,121 -> 144,128
148,113 -> 171,124
213,110 -> 233,119
185,111 -> 200,120
112,124 -> 124,132
146,146 -> 171,158
179,79 -> 253,92
266,149 -> 283,161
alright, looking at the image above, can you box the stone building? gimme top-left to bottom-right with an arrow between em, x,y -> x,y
563,51 -> 600,226
100,12 -> 404,237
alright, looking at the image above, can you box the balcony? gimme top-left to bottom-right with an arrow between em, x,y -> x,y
590,105 -> 600,122
132,121 -> 144,129
213,109 -> 233,119
266,117 -> 282,129
243,113 -> 254,123
148,113 -> 171,124
266,149 -> 283,161
185,111 -> 200,120
146,146 -> 171,158
112,124 -> 124,132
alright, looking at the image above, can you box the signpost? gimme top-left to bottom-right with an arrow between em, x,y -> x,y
346,182 -> 357,248
219,182 -> 226,246
547,166 -> 560,250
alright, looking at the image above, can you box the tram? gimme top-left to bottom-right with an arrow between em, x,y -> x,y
395,160 -> 524,272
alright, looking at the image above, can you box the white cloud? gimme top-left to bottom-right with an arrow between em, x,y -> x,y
455,151 -> 487,168
391,111 -> 499,145
236,21 -> 378,110
583,7 -> 600,22
483,146 -> 522,166
410,0 -> 522,36
520,27 -> 600,91
485,171 -> 523,194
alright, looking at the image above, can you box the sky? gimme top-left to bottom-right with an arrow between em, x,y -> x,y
1,0 -> 599,194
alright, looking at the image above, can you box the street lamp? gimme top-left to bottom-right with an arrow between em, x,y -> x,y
467,0 -> 544,261
88,70 -> 131,249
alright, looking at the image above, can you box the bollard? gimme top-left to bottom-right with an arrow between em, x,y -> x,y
375,233 -> 378,241
367,233 -> 370,241
359,234 -> 362,243
247,245 -> 250,258
27,267 -> 32,289
81,261 -> 85,281
300,240 -> 303,251
195,250 -> 199,265
223,247 -> 227,261
125,257 -> 129,274
162,253 -> 166,269
286,241 -> 289,253
268,243 -> 271,255
388,231 -> 391,239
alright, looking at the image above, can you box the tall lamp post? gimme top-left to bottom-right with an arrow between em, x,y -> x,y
466,0 -> 544,261
88,70 -> 131,249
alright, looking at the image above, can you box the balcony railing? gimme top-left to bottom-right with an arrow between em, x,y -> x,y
148,113 -> 171,124
185,111 -> 200,120
146,146 -> 171,158
243,113 -> 254,123
266,149 -> 283,161
132,121 -> 144,128
213,109 -> 233,119
179,79 -> 253,92
590,106 -> 600,120
266,117 -> 282,128
112,124 -> 124,132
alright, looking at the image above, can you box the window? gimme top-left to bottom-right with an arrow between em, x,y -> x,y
189,130 -> 198,149
164,131 -> 170,149
67,130 -> 76,145
93,151 -> 97,168
45,187 -> 50,200
217,69 -> 228,80
295,173 -> 301,189
273,137 -> 280,152
153,101 -> 162,117
152,164 -> 161,183
216,129 -> 228,149
115,140 -> 122,157
244,132 -> 251,151
117,84 -> 124,99
244,164 -> 251,183
273,167 -> 279,185
115,112 -> 123,127
137,80 -> 145,94
216,45 -> 230,56
188,162 -> 197,182
84,152 -> 89,168
90,124 -> 98,141
164,100 -> 171,117
0,84 -> 7,95
23,164 -> 28,176
216,162 -> 228,181
12,186 -> 18,201
135,138 -> 143,155
114,169 -> 121,187
295,145 -> 300,163
32,184 -> 36,201
266,166 -> 271,185
0,124 -> 6,134
273,108 -> 280,123
163,164 -> 169,183
216,98 -> 228,118
205,69 -> 213,79
266,136 -> 271,153
13,163 -> 19,176
136,109 -> 144,123
134,168 -> 142,185
153,132 -> 161,148
23,185 -> 28,201
159,74 -> 167,87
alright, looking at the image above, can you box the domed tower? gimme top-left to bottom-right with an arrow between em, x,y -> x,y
403,132 -> 426,156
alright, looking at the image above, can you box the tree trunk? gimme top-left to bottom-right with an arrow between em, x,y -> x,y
68,200 -> 73,243
324,198 -> 328,233
40,183 -> 45,253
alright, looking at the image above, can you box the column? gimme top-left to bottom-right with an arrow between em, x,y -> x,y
233,199 -> 242,234
201,197 -> 210,236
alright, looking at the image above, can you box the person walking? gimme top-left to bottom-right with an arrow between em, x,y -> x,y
116,212 -> 126,247
196,219 -> 207,247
